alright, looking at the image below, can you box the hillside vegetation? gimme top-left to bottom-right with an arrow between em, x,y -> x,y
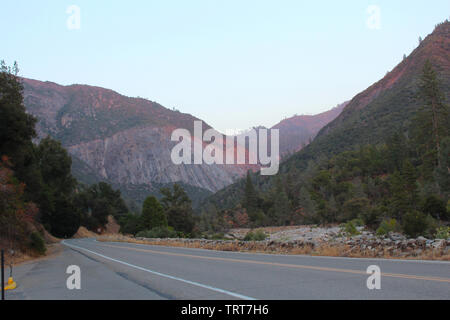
199,21 -> 450,238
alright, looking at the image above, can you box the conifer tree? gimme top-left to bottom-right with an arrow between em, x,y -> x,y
412,60 -> 449,170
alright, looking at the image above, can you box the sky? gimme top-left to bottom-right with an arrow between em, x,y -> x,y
2,1 -> 449,133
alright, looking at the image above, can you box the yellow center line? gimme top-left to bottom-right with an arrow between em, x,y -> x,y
95,242 -> 450,283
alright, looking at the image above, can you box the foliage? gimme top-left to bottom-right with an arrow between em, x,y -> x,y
376,219 -> 398,236
29,231 -> 46,255
118,213 -> 141,235
244,229 -> 267,241
0,157 -> 40,251
74,182 -> 128,232
136,226 -> 177,239
421,195 -> 447,220
341,221 -> 360,236
160,184 -> 195,235
140,196 -> 167,230
434,226 -> 450,239
402,211 -> 429,238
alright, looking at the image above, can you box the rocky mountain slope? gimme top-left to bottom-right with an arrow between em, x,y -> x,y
22,79 -> 253,193
22,75 -> 343,210
272,102 -> 347,156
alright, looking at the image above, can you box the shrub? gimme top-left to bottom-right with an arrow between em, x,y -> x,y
376,219 -> 398,236
422,195 -> 447,220
350,218 -> 364,227
29,232 -> 46,256
402,211 -> 428,238
341,221 -> 360,236
209,233 -> 225,240
136,226 -> 177,239
244,230 -> 267,241
434,226 -> 450,239
362,205 -> 386,230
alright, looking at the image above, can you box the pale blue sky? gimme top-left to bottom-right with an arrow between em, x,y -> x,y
2,1 -> 449,133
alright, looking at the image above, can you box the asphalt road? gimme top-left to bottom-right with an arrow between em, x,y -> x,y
5,238 -> 450,300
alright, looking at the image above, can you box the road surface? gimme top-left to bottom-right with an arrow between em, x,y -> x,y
5,238 -> 450,300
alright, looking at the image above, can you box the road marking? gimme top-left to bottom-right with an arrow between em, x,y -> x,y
96,242 -> 450,284
62,240 -> 256,300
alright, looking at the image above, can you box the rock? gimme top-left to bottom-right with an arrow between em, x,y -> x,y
389,232 -> 405,241
432,239 -> 445,249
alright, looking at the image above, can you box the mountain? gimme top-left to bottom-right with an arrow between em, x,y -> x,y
21,79 -> 250,209
21,75 -> 343,210
272,102 -> 347,156
204,20 -> 450,211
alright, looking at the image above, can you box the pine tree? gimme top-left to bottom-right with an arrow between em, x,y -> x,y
412,60 -> 449,170
401,160 -> 419,207
160,184 -> 195,234
140,196 -> 167,230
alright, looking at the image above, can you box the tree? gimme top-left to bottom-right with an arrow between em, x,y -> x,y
0,61 -> 40,199
74,182 -> 129,231
140,196 -> 167,230
401,160 -> 419,208
118,213 -> 141,235
36,137 -> 80,236
412,60 -> 449,170
0,61 -> 37,165
402,210 -> 428,238
0,156 -> 39,248
342,198 -> 369,222
243,171 -> 258,213
37,137 -> 76,195
422,195 -> 447,221
160,184 -> 195,234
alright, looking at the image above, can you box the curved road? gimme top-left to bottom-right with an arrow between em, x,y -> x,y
6,238 -> 450,300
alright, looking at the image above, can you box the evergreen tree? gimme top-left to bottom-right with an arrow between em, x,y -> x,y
243,171 -> 258,213
401,160 -> 419,208
412,60 -> 449,170
140,196 -> 167,230
161,184 -> 195,234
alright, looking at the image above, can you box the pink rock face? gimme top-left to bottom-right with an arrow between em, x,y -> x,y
21,78 -> 255,192
21,75 -> 341,192
272,102 -> 348,156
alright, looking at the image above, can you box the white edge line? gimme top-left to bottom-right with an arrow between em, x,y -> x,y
62,240 -> 256,300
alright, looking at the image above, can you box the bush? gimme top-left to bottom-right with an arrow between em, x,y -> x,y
341,221 -> 360,236
136,226 -> 177,239
376,219 -> 398,236
402,211 -> 428,238
362,205 -> 386,230
209,233 -> 226,240
29,232 -> 46,256
434,226 -> 450,239
422,195 -> 447,220
350,218 -> 364,227
244,230 -> 267,241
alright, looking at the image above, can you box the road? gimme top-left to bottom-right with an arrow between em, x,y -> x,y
5,238 -> 450,300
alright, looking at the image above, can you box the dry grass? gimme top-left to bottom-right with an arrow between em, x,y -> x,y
73,226 -> 98,238
2,243 -> 63,266
97,234 -> 449,261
